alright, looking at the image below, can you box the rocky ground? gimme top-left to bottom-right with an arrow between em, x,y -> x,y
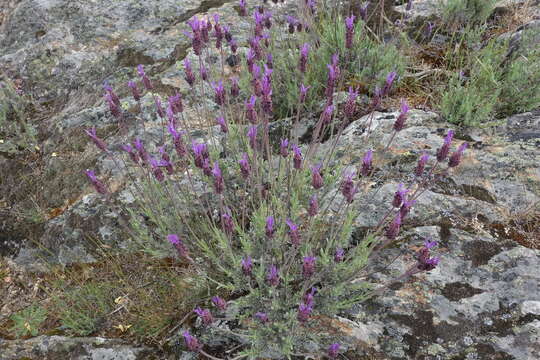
1,0 -> 539,359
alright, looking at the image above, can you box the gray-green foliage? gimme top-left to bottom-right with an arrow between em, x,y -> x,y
53,282 -> 115,335
0,78 -> 37,153
126,125 -> 376,357
441,29 -> 540,126
441,40 -> 503,126
267,13 -> 406,118
440,0 -> 497,30
9,305 -> 47,337
498,30 -> 540,115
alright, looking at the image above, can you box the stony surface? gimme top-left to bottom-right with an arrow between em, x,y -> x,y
0,335 -> 155,360
396,0 -> 540,22
343,226 -> 540,360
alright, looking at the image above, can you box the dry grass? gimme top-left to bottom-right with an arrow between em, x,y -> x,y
0,252 -> 202,345
491,202 -> 540,250
489,0 -> 538,36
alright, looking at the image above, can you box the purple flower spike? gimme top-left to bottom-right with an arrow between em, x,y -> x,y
345,15 -> 356,49
182,331 -> 201,352
360,149 -> 373,176
415,152 -> 429,177
127,81 -> 141,101
166,104 -> 177,128
199,64 -> 208,81
150,158 -> 165,182
159,146 -> 174,175
216,116 -> 228,133
286,15 -> 298,33
202,158 -> 212,176
265,216 -> 275,238
155,97 -> 165,118
261,76 -> 273,114
137,65 -> 153,90
335,248 -> 345,262
168,125 -> 187,158
168,234 -> 190,259
297,303 -> 313,322
247,125 -> 258,150
321,104 -> 334,125
238,153 -> 251,179
286,219 -> 301,246
394,99 -> 409,131
230,76 -> 240,98
308,194 -> 318,217
302,256 -> 316,278
267,265 -> 280,286
103,83 -> 120,106
192,141 -> 209,168
416,246 -> 440,271
304,287 -> 316,307
169,92 -> 183,114
194,307 -> 214,325
104,93 -> 122,119
392,183 -> 408,208
238,0 -> 247,16
84,170 -> 108,195
436,130 -> 454,162
299,43 -> 310,73
221,209 -> 234,235
424,238 -> 438,249
292,144 -> 303,169
85,127 -> 108,152
280,138 -> 289,158
229,38 -> 238,53
223,25 -> 232,42
133,138 -> 150,164
254,312 -> 269,323
183,59 -> 196,87
399,199 -> 416,219
241,256 -> 253,275
212,296 -> 227,311
299,84 -> 310,103
311,164 -> 324,189
385,214 -> 402,240
212,161 -> 224,194
122,144 -> 140,164
212,80 -> 226,106
328,343 -> 341,359
245,95 -> 257,124
448,142 -> 468,168
382,71 -> 397,96
341,171 -> 358,203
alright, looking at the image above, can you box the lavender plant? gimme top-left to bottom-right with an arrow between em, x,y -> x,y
247,2 -> 407,118
84,1 -> 467,358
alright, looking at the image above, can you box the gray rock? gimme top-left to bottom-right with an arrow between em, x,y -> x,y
0,335 -> 156,360
343,227 -> 540,359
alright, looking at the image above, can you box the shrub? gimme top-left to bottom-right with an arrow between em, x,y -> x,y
84,1 -> 468,358
440,40 -> 503,126
51,281 -> 115,336
439,0 -> 497,30
9,305 -> 47,338
440,29 -> 540,126
257,6 -> 407,119
498,29 -> 540,115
